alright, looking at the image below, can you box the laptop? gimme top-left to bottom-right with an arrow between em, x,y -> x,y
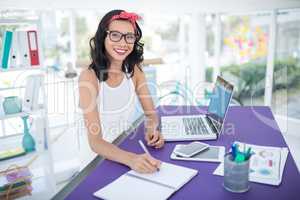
161,76 -> 234,141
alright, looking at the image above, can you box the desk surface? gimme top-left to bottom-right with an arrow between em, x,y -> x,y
63,106 -> 300,200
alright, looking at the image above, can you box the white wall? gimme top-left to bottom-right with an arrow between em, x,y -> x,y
1,0 -> 300,13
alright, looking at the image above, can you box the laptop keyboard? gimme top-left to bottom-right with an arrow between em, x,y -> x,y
182,117 -> 210,135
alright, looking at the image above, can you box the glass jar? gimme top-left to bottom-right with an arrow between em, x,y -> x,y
3,96 -> 22,114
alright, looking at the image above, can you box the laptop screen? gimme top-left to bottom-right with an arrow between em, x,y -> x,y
207,76 -> 234,130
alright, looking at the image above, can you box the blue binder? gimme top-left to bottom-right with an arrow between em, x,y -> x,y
1,31 -> 13,69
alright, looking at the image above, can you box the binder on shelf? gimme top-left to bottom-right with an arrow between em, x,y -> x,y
22,74 -> 43,112
27,30 -> 40,66
1,31 -> 13,69
31,116 -> 45,152
17,31 -> 30,67
9,31 -> 19,68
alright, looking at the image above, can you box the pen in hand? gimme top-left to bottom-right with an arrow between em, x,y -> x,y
138,140 -> 160,171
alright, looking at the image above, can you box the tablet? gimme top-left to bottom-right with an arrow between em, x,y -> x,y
173,141 -> 209,158
171,144 -> 225,162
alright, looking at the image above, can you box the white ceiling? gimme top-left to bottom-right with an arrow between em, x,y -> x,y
0,0 -> 300,14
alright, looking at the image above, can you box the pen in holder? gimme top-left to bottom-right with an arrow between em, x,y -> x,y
223,153 -> 250,193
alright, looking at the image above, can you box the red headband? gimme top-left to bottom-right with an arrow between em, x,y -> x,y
109,11 -> 141,29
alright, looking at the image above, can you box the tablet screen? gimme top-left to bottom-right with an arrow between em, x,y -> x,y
176,146 -> 220,160
172,145 -> 224,162
191,146 -> 220,159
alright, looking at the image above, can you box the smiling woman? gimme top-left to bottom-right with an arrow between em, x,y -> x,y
104,20 -> 136,64
78,10 -> 165,174
88,10 -> 143,82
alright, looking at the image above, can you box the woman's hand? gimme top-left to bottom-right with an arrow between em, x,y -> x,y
129,153 -> 161,173
145,129 -> 164,149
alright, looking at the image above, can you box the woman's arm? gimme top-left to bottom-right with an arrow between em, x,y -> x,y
133,66 -> 164,148
79,69 -> 160,173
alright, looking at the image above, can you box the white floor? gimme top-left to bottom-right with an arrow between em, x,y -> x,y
49,124 -> 96,193
275,115 -> 300,172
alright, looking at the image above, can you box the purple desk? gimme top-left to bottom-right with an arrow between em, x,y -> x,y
65,106 -> 300,200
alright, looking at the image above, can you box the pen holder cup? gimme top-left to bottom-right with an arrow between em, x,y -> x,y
223,153 -> 250,193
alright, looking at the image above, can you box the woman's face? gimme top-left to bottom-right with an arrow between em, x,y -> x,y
105,20 -> 135,63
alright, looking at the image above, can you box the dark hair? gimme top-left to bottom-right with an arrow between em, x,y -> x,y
89,9 -> 144,82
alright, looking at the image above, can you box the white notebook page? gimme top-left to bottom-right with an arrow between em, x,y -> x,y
127,162 -> 198,190
94,173 -> 174,200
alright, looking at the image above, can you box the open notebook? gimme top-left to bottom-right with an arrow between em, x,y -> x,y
94,162 -> 198,200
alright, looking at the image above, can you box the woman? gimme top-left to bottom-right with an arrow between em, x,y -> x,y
79,10 -> 164,174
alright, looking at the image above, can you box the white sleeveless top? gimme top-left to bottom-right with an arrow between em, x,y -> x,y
98,73 -> 138,142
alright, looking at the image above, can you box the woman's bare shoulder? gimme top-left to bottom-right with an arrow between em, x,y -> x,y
79,67 -> 99,90
80,67 -> 96,80
132,64 -> 144,85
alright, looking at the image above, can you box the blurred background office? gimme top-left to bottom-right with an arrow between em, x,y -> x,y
0,0 -> 299,199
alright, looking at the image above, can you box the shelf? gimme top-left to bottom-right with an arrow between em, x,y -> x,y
0,19 -> 39,24
0,66 -> 42,73
0,134 -> 48,171
0,17 -> 57,198
0,108 -> 44,120
0,151 -> 38,172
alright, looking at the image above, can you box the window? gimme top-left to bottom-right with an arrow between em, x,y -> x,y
273,9 -> 300,119
219,13 -> 270,106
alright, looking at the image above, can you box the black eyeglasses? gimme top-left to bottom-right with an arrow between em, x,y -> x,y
106,30 -> 137,44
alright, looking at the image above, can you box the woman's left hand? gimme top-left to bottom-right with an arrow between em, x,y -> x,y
145,130 -> 164,149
